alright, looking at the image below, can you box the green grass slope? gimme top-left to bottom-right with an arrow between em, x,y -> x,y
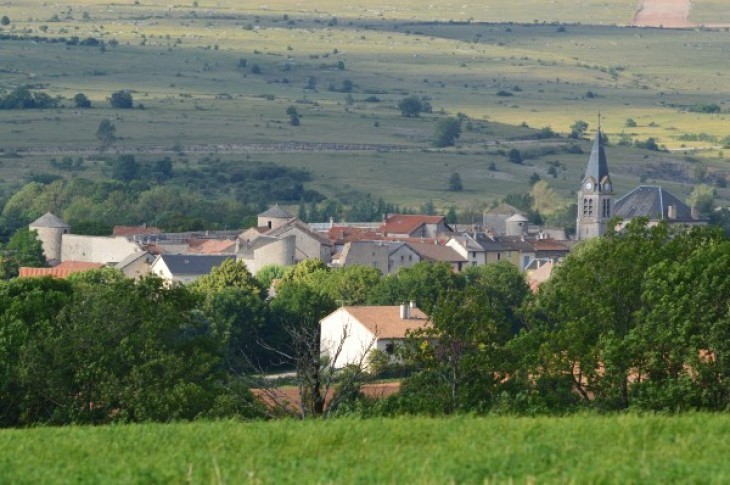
1,415 -> 729,483
0,1 -> 728,209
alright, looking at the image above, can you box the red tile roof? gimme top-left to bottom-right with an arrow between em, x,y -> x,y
19,261 -> 104,279
327,226 -> 382,244
381,215 -> 445,236
529,261 -> 555,292
189,239 -> 237,254
339,306 -> 430,339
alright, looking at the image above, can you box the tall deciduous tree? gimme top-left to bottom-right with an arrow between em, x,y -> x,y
0,228 -> 46,279
433,118 -> 462,147
96,119 -> 117,151
398,95 -> 423,117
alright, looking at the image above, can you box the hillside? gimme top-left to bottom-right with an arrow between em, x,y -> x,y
0,0 -> 727,209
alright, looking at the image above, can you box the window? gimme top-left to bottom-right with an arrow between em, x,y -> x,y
602,199 -> 611,217
471,251 -> 477,258
588,199 -> 594,217
497,253 -> 501,261
401,255 -> 404,262
385,343 -> 395,355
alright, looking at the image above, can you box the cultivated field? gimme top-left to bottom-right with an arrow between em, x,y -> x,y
0,0 -> 728,209
1,415 -> 728,483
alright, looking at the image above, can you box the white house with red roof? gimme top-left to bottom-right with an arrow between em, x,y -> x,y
320,303 -> 429,369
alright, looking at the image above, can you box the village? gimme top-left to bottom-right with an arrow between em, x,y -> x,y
21,128 -> 705,290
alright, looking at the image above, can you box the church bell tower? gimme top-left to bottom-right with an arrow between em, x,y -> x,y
577,121 -> 614,240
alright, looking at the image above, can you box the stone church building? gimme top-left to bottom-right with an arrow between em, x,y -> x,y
577,126 -> 704,240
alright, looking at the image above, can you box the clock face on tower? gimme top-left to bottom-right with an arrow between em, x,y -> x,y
584,182 -> 593,190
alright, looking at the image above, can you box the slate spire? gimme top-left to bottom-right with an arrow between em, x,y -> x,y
584,119 -> 609,182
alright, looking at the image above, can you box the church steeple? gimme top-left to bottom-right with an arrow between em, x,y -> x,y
576,117 -> 614,240
584,124 -> 609,184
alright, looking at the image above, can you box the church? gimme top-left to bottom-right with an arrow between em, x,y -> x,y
576,126 -> 705,240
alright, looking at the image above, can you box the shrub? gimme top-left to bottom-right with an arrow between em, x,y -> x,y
109,90 -> 133,109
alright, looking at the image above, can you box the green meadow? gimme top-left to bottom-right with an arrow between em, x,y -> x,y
1,415 -> 728,483
0,0 -> 728,208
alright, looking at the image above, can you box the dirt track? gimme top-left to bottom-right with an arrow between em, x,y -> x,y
632,0 -> 694,28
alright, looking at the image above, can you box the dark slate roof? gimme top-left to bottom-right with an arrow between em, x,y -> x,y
159,254 -> 233,275
258,204 -> 293,219
584,128 -> 610,182
29,212 -> 70,229
614,185 -> 694,221
474,234 -> 506,251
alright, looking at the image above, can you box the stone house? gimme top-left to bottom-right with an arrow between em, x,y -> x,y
332,240 -> 421,275
237,235 -> 296,274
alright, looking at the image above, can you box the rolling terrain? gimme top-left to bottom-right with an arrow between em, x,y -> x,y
0,0 -> 727,209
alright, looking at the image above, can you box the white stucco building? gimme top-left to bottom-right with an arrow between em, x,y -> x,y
320,303 -> 429,370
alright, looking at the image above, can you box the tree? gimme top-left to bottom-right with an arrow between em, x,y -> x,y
0,228 -> 47,279
0,273 -> 248,426
95,119 -> 117,151
267,282 -> 338,417
286,106 -> 300,126
368,262 -> 464,315
1,16 -> 9,26
400,265 -> 528,413
528,172 -> 541,187
530,180 -> 562,216
688,184 -> 716,216
152,157 -> 173,182
398,95 -> 423,117
448,172 -> 463,191
109,90 -> 133,109
73,93 -> 91,108
110,155 -> 140,182
445,206 -> 458,224
193,258 -> 264,297
256,264 -> 287,292
570,120 -> 588,139
433,117 -> 462,147
524,220 -> 673,410
633,234 -> 730,410
508,148 -> 523,164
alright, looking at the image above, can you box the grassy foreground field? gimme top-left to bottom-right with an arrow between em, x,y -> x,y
1,415 -> 729,483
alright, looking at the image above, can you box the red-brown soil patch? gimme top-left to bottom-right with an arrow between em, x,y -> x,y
632,0 -> 694,28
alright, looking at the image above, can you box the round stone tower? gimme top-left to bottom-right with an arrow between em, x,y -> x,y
505,213 -> 528,237
28,212 -> 70,264
257,204 -> 294,230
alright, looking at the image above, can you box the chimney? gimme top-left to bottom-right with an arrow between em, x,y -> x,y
235,239 -> 241,252
400,303 -> 409,320
409,300 -> 416,309
667,205 -> 677,220
691,205 -> 699,220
